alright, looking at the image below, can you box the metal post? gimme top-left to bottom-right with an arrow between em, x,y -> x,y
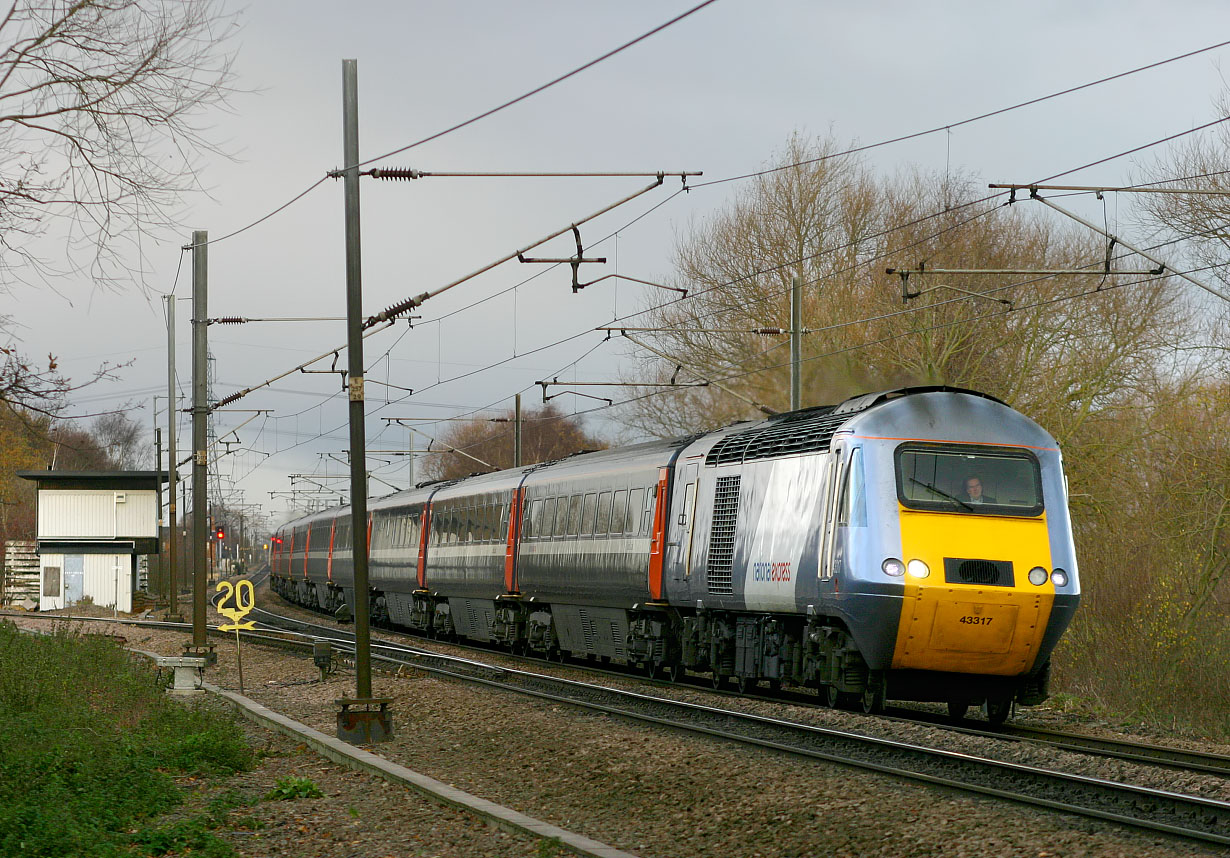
514,393 -> 523,467
154,426 -> 163,601
165,295 -> 180,620
339,60 -> 389,743
190,230 -> 210,654
790,273 -> 801,412
407,428 -> 415,489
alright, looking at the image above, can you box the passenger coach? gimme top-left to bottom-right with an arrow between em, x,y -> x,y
271,386 -> 1080,722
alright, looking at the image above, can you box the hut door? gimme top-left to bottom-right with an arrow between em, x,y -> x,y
64,555 -> 84,605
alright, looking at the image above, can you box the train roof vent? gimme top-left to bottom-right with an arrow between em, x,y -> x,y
706,406 -> 857,466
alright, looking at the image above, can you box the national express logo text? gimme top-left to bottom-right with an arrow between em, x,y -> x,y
751,560 -> 793,583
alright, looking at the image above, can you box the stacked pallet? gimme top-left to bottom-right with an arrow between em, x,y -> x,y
2,541 -> 40,608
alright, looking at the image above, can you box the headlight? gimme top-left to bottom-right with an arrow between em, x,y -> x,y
906,559 -> 930,579
1028,566 -> 1048,586
1051,568 -> 1068,587
882,558 -> 905,577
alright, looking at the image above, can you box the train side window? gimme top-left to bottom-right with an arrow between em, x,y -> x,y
596,491 -> 612,534
541,497 -> 556,537
581,492 -> 598,535
523,501 -> 537,539
643,486 -> 656,535
838,447 -> 867,527
566,494 -> 582,536
610,490 -> 627,534
627,488 -> 645,535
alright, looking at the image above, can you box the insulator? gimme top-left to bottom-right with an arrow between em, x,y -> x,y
215,317 -> 246,324
369,167 -> 420,181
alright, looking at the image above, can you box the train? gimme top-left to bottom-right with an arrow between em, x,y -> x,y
270,386 -> 1080,723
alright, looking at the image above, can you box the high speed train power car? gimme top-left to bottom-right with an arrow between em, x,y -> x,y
271,386 -> 1080,722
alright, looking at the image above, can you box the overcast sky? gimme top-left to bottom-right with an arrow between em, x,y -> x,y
13,0 -> 1230,528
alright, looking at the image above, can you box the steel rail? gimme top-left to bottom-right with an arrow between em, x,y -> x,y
243,601 -> 1230,779
241,606 -> 1230,846
7,604 -> 1227,844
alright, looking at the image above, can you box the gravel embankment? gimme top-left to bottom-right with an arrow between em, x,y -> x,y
9,600 -> 1229,858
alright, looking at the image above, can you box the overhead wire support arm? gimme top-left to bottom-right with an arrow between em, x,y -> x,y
989,182 -> 1230,196
208,316 -> 348,324
518,226 -> 606,293
353,169 -> 703,180
1017,188 -> 1230,304
364,175 -> 676,328
577,274 -> 687,296
620,332 -> 779,416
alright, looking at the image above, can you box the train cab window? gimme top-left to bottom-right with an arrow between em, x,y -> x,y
581,493 -> 598,535
566,494 -> 583,536
895,444 -> 1044,516
610,490 -> 627,534
596,492 -> 612,535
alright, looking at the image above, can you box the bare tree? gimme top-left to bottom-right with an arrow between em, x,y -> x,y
0,0 -> 237,416
421,404 -> 608,482
90,410 -> 145,468
0,0 -> 237,287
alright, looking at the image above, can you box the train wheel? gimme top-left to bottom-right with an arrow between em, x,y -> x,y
947,700 -> 970,721
861,683 -> 886,714
642,660 -> 657,679
825,684 -> 840,708
668,662 -> 686,683
734,675 -> 751,694
985,696 -> 1014,726
711,672 -> 726,690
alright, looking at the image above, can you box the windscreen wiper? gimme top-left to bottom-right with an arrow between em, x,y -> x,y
909,477 -> 972,512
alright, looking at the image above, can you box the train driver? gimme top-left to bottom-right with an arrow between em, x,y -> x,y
962,476 -> 996,505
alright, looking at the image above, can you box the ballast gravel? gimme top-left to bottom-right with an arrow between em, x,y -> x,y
10,599 -> 1228,858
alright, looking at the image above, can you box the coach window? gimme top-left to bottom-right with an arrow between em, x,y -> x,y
643,486 -> 656,534
566,494 -> 583,536
581,492 -> 598,536
610,490 -> 627,534
596,491 -> 612,534
541,497 -> 556,537
627,488 -> 645,535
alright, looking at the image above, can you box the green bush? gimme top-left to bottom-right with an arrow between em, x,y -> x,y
0,622 -> 253,857
264,776 -> 323,801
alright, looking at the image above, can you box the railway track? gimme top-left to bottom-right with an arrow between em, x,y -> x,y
241,605 -> 1230,847
7,604 -> 1228,846
242,599 -> 1230,780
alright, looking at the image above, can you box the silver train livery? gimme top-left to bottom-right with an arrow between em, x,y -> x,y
270,386 -> 1080,722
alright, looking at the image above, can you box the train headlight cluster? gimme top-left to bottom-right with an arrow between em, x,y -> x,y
906,559 -> 930,579
1026,566 -> 1069,587
882,558 -> 905,577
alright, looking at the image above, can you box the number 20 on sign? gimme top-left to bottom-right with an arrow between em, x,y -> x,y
216,579 -> 256,631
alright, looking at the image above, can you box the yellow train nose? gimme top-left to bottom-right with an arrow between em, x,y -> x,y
892,508 -> 1055,676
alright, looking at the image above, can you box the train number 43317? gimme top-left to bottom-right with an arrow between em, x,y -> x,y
958,615 -> 993,626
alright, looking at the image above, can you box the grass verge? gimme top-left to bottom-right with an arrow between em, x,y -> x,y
0,621 -> 253,857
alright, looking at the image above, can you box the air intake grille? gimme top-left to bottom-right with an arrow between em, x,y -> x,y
943,558 -> 1014,587
705,408 -> 850,466
707,475 -> 741,595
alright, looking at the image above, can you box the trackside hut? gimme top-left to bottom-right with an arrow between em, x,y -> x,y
16,471 -> 164,613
